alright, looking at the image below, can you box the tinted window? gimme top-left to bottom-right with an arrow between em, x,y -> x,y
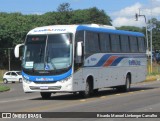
11,72 -> 17,76
86,32 -> 100,53
99,33 -> 111,52
75,31 -> 84,43
138,37 -> 146,52
130,36 -> 138,52
110,34 -> 120,52
120,35 -> 130,52
6,72 -> 11,75
16,72 -> 21,75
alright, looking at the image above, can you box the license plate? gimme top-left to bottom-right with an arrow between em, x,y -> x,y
40,86 -> 49,90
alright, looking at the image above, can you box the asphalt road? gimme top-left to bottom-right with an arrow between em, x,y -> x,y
1,81 -> 160,121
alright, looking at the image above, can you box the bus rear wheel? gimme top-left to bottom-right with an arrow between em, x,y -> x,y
116,75 -> 131,92
125,75 -> 131,91
40,92 -> 51,99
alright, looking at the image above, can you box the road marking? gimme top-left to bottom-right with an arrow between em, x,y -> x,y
19,99 -> 78,112
100,96 -> 106,99
140,90 -> 145,92
115,94 -> 121,96
128,92 -> 134,94
80,99 -> 86,102
0,98 -> 29,103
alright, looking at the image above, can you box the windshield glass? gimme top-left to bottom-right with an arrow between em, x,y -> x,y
16,72 -> 21,75
22,34 -> 72,72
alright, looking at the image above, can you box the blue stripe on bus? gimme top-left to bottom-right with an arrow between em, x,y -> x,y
93,54 -> 111,67
22,68 -> 72,82
110,57 -> 126,66
77,25 -> 144,37
85,54 -> 146,67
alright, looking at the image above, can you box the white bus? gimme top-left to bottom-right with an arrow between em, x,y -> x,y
14,24 -> 147,99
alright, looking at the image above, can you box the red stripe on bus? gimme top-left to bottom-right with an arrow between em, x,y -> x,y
103,56 -> 118,67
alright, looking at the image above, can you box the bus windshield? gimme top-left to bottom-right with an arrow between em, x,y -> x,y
22,34 -> 72,72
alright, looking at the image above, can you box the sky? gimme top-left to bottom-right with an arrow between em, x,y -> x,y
0,0 -> 160,27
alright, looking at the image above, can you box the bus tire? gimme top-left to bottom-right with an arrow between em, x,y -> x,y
122,75 -> 131,92
79,80 -> 92,98
40,92 -> 51,99
116,75 -> 131,92
93,89 -> 99,94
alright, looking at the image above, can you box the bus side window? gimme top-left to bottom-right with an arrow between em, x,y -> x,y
85,31 -> 100,54
120,35 -> 130,53
99,33 -> 111,53
110,34 -> 121,52
138,37 -> 145,52
75,31 -> 84,53
129,36 -> 139,53
75,31 -> 84,43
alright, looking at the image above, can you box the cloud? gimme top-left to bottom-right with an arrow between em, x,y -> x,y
152,7 -> 160,16
111,1 -> 160,27
111,2 -> 144,27
112,17 -> 145,27
112,3 -> 142,18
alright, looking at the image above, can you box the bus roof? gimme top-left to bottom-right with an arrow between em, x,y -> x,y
27,24 -> 144,37
77,25 -> 144,37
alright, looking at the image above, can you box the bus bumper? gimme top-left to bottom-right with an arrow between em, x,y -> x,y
22,78 -> 73,93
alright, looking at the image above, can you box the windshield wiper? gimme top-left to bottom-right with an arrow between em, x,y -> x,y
32,46 -> 44,72
45,51 -> 57,71
39,46 -> 43,62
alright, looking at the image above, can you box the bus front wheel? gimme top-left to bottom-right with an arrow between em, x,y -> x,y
79,80 -> 92,98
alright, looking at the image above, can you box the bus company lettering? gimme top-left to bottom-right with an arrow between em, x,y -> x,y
91,58 -> 97,61
129,60 -> 141,65
36,78 -> 54,81
24,75 -> 29,80
34,29 -> 66,32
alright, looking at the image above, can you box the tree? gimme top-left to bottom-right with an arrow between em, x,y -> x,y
0,3 -> 113,70
117,26 -> 143,32
56,3 -> 73,24
148,18 -> 160,50
88,7 -> 112,25
71,7 -> 112,25
57,3 -> 72,12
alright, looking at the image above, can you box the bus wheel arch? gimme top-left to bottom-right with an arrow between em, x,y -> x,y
116,72 -> 131,92
80,75 -> 94,98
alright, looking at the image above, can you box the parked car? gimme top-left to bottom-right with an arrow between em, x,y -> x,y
3,71 -> 22,84
155,53 -> 160,63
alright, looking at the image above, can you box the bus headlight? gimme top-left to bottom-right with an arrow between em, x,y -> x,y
61,76 -> 72,83
23,77 -> 31,84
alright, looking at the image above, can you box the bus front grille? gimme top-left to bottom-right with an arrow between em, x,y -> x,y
33,81 -> 57,84
29,86 -> 61,90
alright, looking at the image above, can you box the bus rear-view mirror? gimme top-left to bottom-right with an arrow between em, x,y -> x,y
76,41 -> 83,63
14,43 -> 24,58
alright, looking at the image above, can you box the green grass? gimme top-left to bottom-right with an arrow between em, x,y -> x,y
0,70 -> 10,92
0,85 -> 10,92
0,76 -> 2,83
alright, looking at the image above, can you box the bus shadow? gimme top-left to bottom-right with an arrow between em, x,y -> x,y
30,86 -> 157,101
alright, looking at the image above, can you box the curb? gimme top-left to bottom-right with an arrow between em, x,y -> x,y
145,75 -> 160,82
